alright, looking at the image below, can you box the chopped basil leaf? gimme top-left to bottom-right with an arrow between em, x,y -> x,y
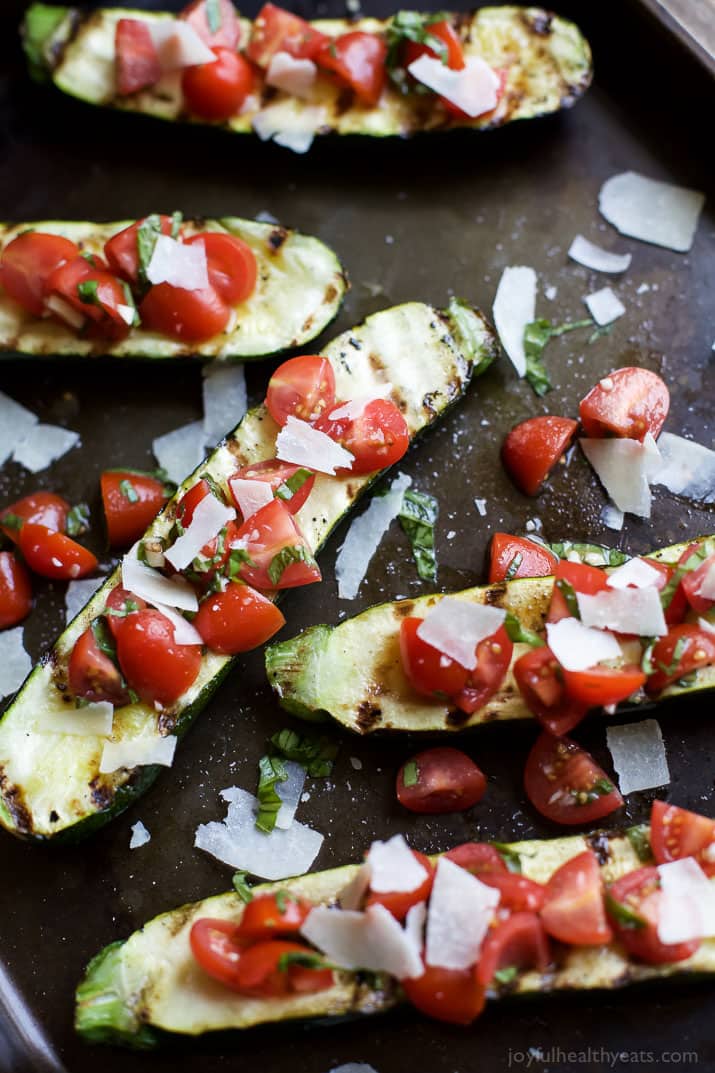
605,893 -> 646,930
523,318 -> 592,397
640,637 -> 657,676
226,546 -> 255,579
120,281 -> 140,327
232,871 -> 253,903
275,889 -> 298,914
657,635 -> 689,678
80,250 -> 98,266
105,598 -> 140,619
0,512 -> 24,531
547,541 -> 629,568
200,472 -> 227,503
170,211 -> 183,238
275,468 -> 313,502
255,755 -> 288,833
493,966 -> 519,985
136,214 -> 165,287
128,688 -> 140,704
504,553 -> 523,581
594,777 -> 615,796
491,842 -> 522,874
77,279 -> 99,306
555,578 -> 580,619
625,823 -> 654,863
91,616 -> 118,662
270,728 -> 339,778
399,489 -> 438,582
190,528 -> 227,577
588,323 -> 614,344
66,502 -> 90,537
268,545 -> 315,587
402,759 -> 419,788
205,0 -> 222,34
385,11 -> 449,93
119,478 -> 139,504
277,951 -> 331,973
504,612 -> 545,648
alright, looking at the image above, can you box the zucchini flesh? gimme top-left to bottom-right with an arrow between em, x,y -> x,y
24,6 -> 592,139
264,539 -> 715,733
0,299 -> 497,842
0,217 -> 346,359
75,826 -> 715,1047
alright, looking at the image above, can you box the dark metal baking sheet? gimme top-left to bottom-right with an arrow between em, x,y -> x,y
0,0 -> 714,1070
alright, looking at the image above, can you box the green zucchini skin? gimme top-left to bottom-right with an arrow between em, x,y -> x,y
0,217 -> 347,360
23,5 -> 592,140
0,299 -> 497,844
264,538 -> 715,733
74,825 -> 715,1048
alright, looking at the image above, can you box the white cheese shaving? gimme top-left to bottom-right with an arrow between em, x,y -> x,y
0,628 -> 31,698
65,577 -> 105,624
335,473 -> 411,600
404,901 -> 426,956
546,618 -> 621,671
329,384 -> 393,421
129,820 -> 151,849
195,786 -> 323,880
606,719 -> 669,795
650,432 -> 715,504
580,437 -> 660,517
12,424 -> 80,473
492,266 -> 536,376
276,415 -> 354,475
366,834 -> 428,893
607,558 -> 660,590
146,234 -> 209,291
117,303 -> 136,326
266,52 -> 317,99
338,863 -> 372,911
164,493 -> 235,571
0,392 -> 38,466
657,858 -> 715,943
152,420 -> 205,485
407,55 -> 498,117
416,598 -> 506,671
301,903 -> 424,979
600,502 -> 625,531
330,1065 -> 379,1073
122,544 -> 198,612
425,857 -> 500,970
229,477 -> 274,521
99,733 -> 176,774
474,498 -> 487,516
275,760 -> 306,830
35,701 -> 113,737
151,601 -> 203,646
147,19 -> 215,70
202,361 -> 247,447
583,287 -> 626,326
599,171 -> 705,252
45,294 -> 85,332
699,617 -> 715,636
577,585 -> 667,637
568,235 -> 632,273
699,562 -> 715,601
252,104 -> 324,154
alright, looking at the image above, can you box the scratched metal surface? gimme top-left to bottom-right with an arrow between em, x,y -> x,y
0,0 -> 713,1070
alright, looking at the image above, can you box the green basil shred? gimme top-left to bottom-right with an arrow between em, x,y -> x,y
385,11 -> 449,92
402,760 -> 419,788
232,871 -> 253,903
66,502 -> 90,537
504,612 -> 545,648
275,468 -> 313,503
270,728 -> 338,778
605,893 -> 646,930
523,318 -> 593,397
555,578 -> 580,619
398,488 -> 438,582
491,842 -> 523,874
77,279 -> 99,305
119,478 -> 139,504
625,824 -> 654,863
255,755 -> 288,834
547,541 -> 629,568
268,545 -> 315,587
493,966 -> 519,985
504,552 -> 522,581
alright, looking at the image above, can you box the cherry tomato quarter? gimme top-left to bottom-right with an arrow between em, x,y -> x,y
0,552 -> 32,629
579,367 -> 669,441
396,747 -> 486,814
501,416 -> 578,496
524,731 -> 623,826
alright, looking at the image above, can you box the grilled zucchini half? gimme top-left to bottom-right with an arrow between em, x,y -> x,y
264,539 -> 715,733
0,299 -> 497,843
75,825 -> 715,1047
23,5 -> 592,140
0,217 -> 346,359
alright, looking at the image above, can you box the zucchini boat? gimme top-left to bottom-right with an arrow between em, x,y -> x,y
265,538 -> 715,732
0,217 -> 346,359
75,825 -> 715,1047
23,5 -> 592,141
0,298 -> 497,843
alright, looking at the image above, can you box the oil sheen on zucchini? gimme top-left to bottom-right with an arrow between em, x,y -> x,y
75,826 -> 715,1048
264,539 -> 715,733
0,217 -> 347,359
0,299 -> 497,842
23,5 -> 592,139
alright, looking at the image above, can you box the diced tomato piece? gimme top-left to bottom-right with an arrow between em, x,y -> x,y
443,842 -> 508,877
403,18 -> 465,71
247,4 -> 330,67
1,491 -> 70,543
513,646 -> 587,736
194,581 -> 285,654
402,963 -> 485,1024
104,215 -> 177,286
454,625 -> 513,715
101,469 -> 170,549
541,851 -> 612,946
547,559 -> 609,623
236,892 -> 312,941
606,866 -> 700,964
190,919 -> 245,989
266,355 -> 336,427
488,533 -> 558,583
681,552 -> 715,615
19,524 -> 97,581
314,398 -> 409,475
116,609 -> 202,707
479,872 -> 545,913
186,232 -> 257,305
180,0 -> 242,49
182,48 -> 255,121
317,31 -> 387,107
524,731 -> 623,826
645,624 -> 715,694
115,18 -> 161,96
501,416 -> 578,496
103,585 -> 147,640
579,367 -> 669,441
229,460 -> 316,516
231,498 -> 320,591
476,912 -> 550,988
0,552 -> 32,629
233,939 -> 334,997
0,232 -> 79,316
176,478 -> 213,527
46,256 -> 133,341
139,281 -> 230,343
366,850 -> 434,922
68,626 -> 129,706
396,747 -> 486,814
562,663 -> 646,709
650,800 -> 715,878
